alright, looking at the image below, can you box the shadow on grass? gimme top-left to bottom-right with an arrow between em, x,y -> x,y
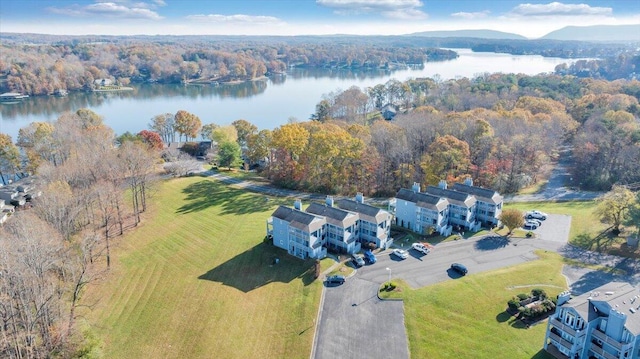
474,235 -> 510,251
176,179 -> 288,215
198,242 -> 317,292
496,310 -> 512,323
509,316 -> 528,329
530,349 -> 555,359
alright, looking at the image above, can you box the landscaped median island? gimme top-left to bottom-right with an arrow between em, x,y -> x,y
79,177 -> 323,359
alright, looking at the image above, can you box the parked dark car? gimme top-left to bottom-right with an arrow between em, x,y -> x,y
326,275 -> 346,285
351,253 -> 365,267
450,263 -> 468,275
363,250 -> 377,264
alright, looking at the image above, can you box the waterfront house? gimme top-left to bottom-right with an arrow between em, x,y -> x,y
381,104 -> 397,120
0,92 -> 29,101
543,282 -> 640,359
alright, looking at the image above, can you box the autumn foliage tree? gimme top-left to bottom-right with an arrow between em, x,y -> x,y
596,185 -> 637,234
174,110 -> 202,141
500,209 -> 525,235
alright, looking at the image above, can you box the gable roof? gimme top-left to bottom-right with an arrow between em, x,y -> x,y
306,202 -> 358,228
424,186 -> 476,208
564,282 -> 640,336
395,188 -> 448,211
451,183 -> 503,205
336,198 -> 389,223
271,205 -> 325,233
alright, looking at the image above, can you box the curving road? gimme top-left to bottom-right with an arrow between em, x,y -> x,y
504,146 -> 604,203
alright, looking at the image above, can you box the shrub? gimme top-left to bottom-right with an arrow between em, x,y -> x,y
517,293 -> 529,301
532,288 -> 547,298
508,299 -> 521,311
526,231 -> 534,238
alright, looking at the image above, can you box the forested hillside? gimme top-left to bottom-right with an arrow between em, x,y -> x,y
0,35 -> 456,95
243,74 -> 639,194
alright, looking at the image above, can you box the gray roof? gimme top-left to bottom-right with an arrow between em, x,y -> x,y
306,202 -> 358,228
271,205 -> 325,233
395,188 -> 448,211
336,199 -> 390,224
564,282 -> 640,336
424,186 -> 476,208
451,183 -> 503,205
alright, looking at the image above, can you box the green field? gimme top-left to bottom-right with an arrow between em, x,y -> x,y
80,178 -> 603,358
80,177 -> 322,359
403,251 -> 566,359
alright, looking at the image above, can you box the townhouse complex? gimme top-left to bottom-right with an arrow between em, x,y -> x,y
390,178 -> 503,237
266,194 -> 392,259
544,282 -> 640,359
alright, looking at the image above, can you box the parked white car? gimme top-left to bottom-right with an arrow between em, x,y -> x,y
526,210 -> 548,220
392,248 -> 409,259
411,243 -> 430,255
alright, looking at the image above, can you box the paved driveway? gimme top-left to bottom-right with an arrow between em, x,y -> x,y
525,214 -> 572,243
313,277 -> 409,359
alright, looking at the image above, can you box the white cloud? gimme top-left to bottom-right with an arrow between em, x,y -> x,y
317,0 -> 427,19
47,1 -> 163,20
186,14 -> 284,25
383,8 -> 427,20
509,2 -> 612,17
451,10 -> 490,20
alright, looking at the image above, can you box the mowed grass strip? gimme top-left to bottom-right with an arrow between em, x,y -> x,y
81,177 -> 321,359
403,251 -> 566,359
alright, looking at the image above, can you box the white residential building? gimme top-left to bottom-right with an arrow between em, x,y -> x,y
390,179 -> 502,235
267,194 -> 392,259
544,282 -> 640,359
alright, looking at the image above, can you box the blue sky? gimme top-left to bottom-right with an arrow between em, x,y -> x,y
1,1 -> 639,38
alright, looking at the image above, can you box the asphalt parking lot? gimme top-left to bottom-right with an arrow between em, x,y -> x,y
313,277 -> 409,359
525,213 -> 571,244
312,214 -> 573,359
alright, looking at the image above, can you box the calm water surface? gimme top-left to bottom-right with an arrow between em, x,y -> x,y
0,49 -> 579,139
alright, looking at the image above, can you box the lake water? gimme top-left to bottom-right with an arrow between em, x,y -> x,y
0,49 -> 579,139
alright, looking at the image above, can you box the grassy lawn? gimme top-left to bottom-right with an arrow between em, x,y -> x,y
80,177 -> 322,359
402,251 -> 566,359
213,168 -> 271,183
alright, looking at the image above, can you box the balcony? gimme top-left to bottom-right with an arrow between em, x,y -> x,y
548,332 -> 573,351
550,317 -> 577,336
591,329 -> 623,350
590,344 -> 619,359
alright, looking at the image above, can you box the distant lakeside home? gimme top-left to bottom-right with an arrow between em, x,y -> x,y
0,92 -> 29,101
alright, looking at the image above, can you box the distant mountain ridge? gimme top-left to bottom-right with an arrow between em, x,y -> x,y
540,24 -> 640,42
409,29 -> 527,40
